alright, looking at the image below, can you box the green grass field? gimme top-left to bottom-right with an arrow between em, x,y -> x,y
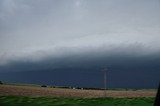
0,96 -> 154,106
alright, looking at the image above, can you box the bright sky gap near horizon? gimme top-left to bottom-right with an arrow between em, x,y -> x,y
0,0 -> 160,88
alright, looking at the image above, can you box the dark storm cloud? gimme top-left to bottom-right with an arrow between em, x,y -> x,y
0,44 -> 160,72
0,48 -> 160,88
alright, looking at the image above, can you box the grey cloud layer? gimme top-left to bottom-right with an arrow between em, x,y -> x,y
0,0 -> 160,66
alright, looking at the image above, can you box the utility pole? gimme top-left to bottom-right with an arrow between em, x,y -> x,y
102,68 -> 107,97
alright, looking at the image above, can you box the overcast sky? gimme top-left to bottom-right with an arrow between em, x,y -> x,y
0,0 -> 160,66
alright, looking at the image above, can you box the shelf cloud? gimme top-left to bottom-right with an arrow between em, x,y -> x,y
0,0 -> 160,67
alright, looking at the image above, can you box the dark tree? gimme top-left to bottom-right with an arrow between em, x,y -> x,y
41,85 -> 47,87
0,81 -> 3,84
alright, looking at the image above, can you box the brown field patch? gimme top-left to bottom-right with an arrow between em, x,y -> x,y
0,85 -> 157,98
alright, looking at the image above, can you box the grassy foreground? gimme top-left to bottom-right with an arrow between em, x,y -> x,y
0,96 -> 154,106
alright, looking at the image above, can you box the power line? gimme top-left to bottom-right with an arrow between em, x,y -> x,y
102,68 -> 107,97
